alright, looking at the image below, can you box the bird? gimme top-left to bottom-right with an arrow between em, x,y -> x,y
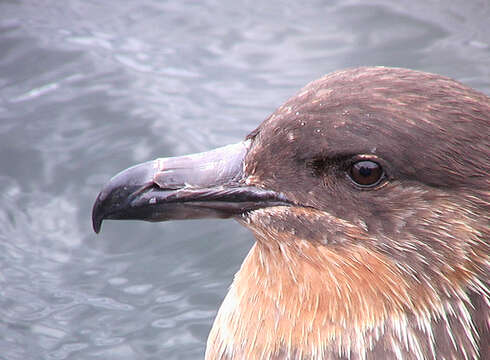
92,67 -> 489,360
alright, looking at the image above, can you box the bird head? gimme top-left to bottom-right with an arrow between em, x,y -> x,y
92,67 -> 489,359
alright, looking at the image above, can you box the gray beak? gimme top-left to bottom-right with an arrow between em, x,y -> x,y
92,140 -> 289,233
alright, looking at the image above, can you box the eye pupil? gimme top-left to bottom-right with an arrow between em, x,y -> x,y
359,166 -> 372,177
349,160 -> 384,187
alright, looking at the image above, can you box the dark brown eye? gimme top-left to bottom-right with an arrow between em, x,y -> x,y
349,160 -> 384,187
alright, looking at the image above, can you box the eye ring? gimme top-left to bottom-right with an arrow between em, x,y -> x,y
348,160 -> 385,188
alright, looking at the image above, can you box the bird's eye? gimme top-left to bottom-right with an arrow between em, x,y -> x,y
349,160 -> 384,187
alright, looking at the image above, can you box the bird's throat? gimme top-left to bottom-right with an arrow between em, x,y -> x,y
205,206 -> 485,360
206,237 -> 417,360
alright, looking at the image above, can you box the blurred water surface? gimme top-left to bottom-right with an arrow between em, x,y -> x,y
0,0 -> 489,359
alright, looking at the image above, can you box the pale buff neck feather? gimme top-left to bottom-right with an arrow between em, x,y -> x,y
205,234 -> 484,360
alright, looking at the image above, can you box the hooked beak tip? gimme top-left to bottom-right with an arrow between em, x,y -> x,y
92,193 -> 104,234
91,160 -> 158,234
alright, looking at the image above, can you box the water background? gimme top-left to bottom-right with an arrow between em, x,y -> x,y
1,1 -> 489,359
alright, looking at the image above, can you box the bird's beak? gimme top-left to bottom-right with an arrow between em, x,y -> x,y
92,140 -> 289,233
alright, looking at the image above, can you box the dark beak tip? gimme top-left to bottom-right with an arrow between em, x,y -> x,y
92,218 -> 102,234
92,193 -> 104,234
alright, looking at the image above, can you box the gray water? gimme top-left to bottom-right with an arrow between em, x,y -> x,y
0,1 -> 489,359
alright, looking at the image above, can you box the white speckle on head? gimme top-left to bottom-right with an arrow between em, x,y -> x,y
288,132 -> 296,142
149,197 -> 156,204
358,220 -> 368,232
296,111 -> 300,116
245,175 -> 260,185
316,88 -> 333,98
